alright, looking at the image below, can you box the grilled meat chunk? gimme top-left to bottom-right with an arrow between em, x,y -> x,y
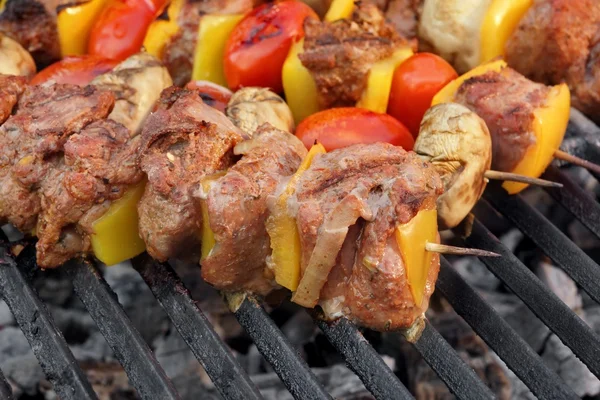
291,143 -> 443,331
453,68 -> 549,173
162,0 -> 262,86
0,0 -> 60,68
201,125 -> 307,295
0,84 -> 114,232
299,2 -> 407,109
505,0 -> 600,123
367,0 -> 423,47
138,87 -> 245,261
0,74 -> 27,124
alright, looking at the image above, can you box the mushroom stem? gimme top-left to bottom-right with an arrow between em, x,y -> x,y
483,170 -> 562,188
554,150 -> 600,175
425,242 -> 500,257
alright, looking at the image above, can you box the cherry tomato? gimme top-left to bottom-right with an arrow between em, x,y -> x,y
185,80 -> 233,113
88,0 -> 168,61
223,1 -> 318,92
295,108 -> 414,151
30,56 -> 121,86
387,53 -> 458,138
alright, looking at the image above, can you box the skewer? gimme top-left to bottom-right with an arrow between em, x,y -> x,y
554,150 -> 600,175
425,242 -> 500,257
483,170 -> 563,188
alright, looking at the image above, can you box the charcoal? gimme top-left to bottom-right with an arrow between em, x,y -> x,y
71,331 -> 114,362
1,353 -> 44,396
0,327 -> 31,359
0,300 -> 15,327
536,262 -> 582,311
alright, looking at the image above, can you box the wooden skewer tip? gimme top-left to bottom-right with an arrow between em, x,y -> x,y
554,149 -> 600,175
483,170 -> 563,188
425,242 -> 500,258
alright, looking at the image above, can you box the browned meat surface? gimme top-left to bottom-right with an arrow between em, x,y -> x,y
453,68 -> 549,173
0,84 -> 114,232
300,3 -> 407,109
0,74 -> 26,124
162,0 -> 262,86
138,87 -> 245,261
291,143 -> 443,331
201,125 -> 307,295
505,0 -> 600,123
367,0 -> 423,48
0,0 -> 60,67
36,120 -> 143,267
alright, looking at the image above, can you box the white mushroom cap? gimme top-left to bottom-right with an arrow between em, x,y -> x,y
414,103 -> 492,229
0,33 -> 36,77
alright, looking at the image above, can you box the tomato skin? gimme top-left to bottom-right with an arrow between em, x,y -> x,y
295,108 -> 414,151
223,1 -> 318,92
387,53 -> 458,138
185,80 -> 233,113
30,56 -> 120,85
88,0 -> 167,61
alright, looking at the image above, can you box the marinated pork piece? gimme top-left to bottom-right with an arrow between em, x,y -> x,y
0,74 -> 26,124
505,0 -> 600,123
33,53 -> 172,268
0,0 -> 60,68
138,87 -> 246,261
453,68 -> 549,173
0,84 -> 114,232
367,0 -> 423,47
162,0 -> 263,86
300,2 -> 408,109
291,143 -> 443,331
201,125 -> 307,295
0,33 -> 36,77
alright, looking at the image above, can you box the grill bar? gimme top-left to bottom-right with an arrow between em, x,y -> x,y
316,317 -> 414,400
464,218 -> 600,378
437,258 -> 578,399
0,245 -> 98,400
64,258 -> 180,400
131,255 -> 263,400
542,166 -> 600,240
409,320 -> 495,400
231,295 -> 332,400
0,368 -> 14,400
484,185 -> 600,304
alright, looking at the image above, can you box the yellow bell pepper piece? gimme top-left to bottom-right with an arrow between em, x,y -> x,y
199,171 -> 227,261
356,47 -> 413,113
192,14 -> 244,87
395,209 -> 437,307
432,59 -> 507,106
0,0 -> 6,13
282,38 -> 320,124
90,180 -> 146,266
143,0 -> 185,59
57,0 -> 110,57
266,143 -> 326,291
324,0 -> 355,22
503,83 -> 570,194
480,0 -> 533,64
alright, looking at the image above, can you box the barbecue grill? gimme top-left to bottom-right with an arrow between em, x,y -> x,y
0,109 -> 599,400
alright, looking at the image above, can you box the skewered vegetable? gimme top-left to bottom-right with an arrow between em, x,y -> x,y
0,33 -> 35,77
57,0 -> 109,57
226,87 -> 295,135
185,80 -> 232,113
31,55 -> 120,86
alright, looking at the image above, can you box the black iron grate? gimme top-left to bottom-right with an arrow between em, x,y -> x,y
0,114 -> 600,399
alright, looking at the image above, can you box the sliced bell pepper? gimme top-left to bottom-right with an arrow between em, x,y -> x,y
324,0 -> 355,22
0,0 -> 7,13
90,180 -> 146,266
356,47 -> 413,113
143,0 -> 185,59
57,0 -> 110,57
200,171 -> 227,261
282,38 -> 320,124
192,14 -> 244,87
266,143 -> 326,291
395,208 -> 437,307
480,0 -> 533,64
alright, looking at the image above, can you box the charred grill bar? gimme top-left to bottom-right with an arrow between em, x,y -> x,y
0,122 -> 600,399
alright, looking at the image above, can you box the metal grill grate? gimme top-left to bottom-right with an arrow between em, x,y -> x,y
1,115 -> 600,400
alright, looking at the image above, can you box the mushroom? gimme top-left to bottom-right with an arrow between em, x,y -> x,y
226,87 -> 295,136
0,33 -> 36,78
414,103 -> 491,230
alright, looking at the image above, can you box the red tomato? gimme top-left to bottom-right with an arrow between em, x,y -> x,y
185,80 -> 233,113
88,0 -> 168,61
30,56 -> 120,86
295,108 -> 414,151
387,53 -> 458,138
223,1 -> 318,92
